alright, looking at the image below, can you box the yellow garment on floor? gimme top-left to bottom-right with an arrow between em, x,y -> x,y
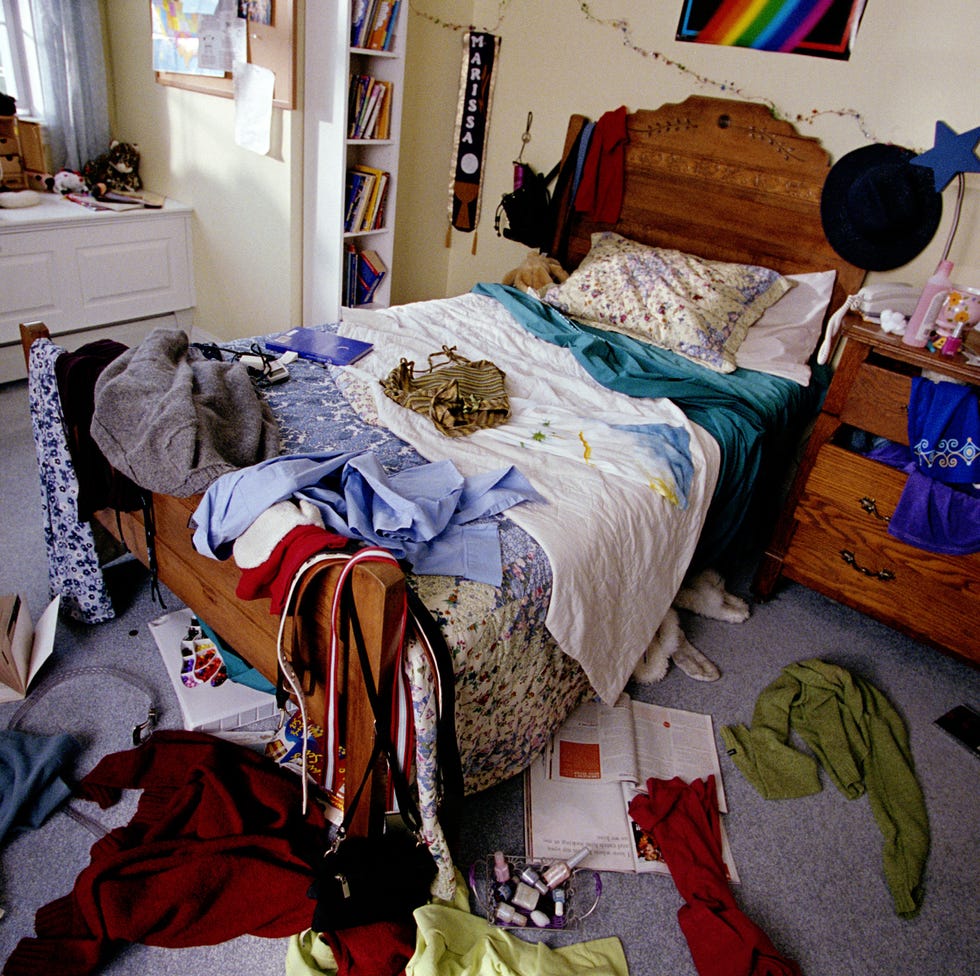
286,871 -> 629,976
407,872 -> 628,976
407,903 -> 629,976
287,928 -> 339,976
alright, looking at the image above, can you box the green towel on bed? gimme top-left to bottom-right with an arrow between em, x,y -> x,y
721,659 -> 930,919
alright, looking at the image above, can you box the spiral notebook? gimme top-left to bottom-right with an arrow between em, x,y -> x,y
265,326 -> 373,366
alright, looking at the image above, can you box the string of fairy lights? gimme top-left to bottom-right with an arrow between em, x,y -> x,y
408,0 -> 879,142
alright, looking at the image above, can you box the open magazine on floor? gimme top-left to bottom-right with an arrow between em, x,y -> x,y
525,694 -> 739,881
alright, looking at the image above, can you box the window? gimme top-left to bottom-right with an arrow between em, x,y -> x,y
0,0 -> 44,118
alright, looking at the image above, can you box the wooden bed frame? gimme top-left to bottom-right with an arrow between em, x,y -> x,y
21,96 -> 864,839
550,96 -> 863,309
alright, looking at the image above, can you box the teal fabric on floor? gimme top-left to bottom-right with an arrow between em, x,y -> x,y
472,283 -> 826,569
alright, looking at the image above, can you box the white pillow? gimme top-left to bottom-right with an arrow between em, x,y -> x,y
735,270 -> 837,384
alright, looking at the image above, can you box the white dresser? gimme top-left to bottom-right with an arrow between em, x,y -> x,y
0,194 -> 195,382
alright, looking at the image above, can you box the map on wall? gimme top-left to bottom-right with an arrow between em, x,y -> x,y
150,0 -> 247,76
676,0 -> 867,60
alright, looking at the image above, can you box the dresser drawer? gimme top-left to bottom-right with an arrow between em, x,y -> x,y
784,446 -> 980,662
838,363 -> 911,445
1,153 -> 24,181
803,444 -> 905,524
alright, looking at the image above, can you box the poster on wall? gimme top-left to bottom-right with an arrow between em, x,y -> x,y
449,31 -> 501,235
151,0 -> 247,76
676,0 -> 867,60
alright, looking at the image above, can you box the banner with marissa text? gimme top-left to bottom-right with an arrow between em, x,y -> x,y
449,31 -> 501,234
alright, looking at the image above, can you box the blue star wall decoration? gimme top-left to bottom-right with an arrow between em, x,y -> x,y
911,121 -> 980,191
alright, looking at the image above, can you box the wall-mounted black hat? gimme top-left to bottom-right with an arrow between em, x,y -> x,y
820,143 -> 943,272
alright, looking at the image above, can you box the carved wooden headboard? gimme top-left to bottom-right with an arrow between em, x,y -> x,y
550,95 -> 865,313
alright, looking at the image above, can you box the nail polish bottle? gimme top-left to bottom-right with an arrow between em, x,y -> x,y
511,880 -> 541,912
941,322 -> 965,357
518,864 -> 549,894
494,902 -> 527,926
493,851 -> 511,883
552,887 -> 566,918
542,846 -> 591,889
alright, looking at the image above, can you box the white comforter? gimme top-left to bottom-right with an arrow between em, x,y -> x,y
340,293 -> 720,704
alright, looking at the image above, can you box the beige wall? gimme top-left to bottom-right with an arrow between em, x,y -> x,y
395,0 -> 979,303
105,1 -> 979,340
106,0 -> 303,341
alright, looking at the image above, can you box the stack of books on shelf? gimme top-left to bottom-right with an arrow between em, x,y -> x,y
344,164 -> 389,233
351,0 -> 401,51
343,246 -> 387,307
348,74 -> 392,140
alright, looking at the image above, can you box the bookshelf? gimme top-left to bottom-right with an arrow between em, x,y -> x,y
302,0 -> 405,324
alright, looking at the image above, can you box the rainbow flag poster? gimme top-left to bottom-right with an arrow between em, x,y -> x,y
676,0 -> 867,60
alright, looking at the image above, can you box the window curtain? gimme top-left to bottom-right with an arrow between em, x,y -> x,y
32,0 -> 110,172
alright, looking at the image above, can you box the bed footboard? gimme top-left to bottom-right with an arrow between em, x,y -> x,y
21,322 -> 405,838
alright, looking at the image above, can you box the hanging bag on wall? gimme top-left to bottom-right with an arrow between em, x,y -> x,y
494,161 -> 559,250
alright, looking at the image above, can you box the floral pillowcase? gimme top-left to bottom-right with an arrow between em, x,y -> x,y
543,232 -> 793,372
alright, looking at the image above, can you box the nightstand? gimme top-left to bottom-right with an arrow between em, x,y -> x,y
754,316 -> 980,667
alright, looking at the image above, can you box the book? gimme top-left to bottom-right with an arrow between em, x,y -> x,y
382,0 -> 402,51
348,169 -> 375,232
353,0 -> 379,47
373,81 -> 393,139
66,192 -> 143,212
265,325 -> 374,365
344,170 -> 368,231
149,608 -> 277,733
367,0 -> 395,49
0,593 -> 60,703
525,694 -> 739,880
366,171 -> 389,229
350,164 -> 386,230
355,248 -> 387,305
350,0 -> 371,46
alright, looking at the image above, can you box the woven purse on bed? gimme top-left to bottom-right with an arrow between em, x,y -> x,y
380,345 -> 510,437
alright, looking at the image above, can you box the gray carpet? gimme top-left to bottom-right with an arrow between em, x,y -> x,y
1,376 -> 978,976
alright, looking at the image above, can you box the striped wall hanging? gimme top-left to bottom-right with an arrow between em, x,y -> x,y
676,0 -> 867,60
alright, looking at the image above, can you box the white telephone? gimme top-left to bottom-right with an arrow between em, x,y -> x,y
852,282 -> 919,320
816,282 -> 920,365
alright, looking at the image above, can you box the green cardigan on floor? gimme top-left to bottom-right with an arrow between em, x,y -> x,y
721,658 -> 930,918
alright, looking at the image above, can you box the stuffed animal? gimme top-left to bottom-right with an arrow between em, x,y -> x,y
82,140 -> 142,193
48,169 -> 87,194
502,251 -> 569,296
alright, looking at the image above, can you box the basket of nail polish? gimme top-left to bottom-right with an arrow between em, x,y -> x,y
469,849 -> 601,930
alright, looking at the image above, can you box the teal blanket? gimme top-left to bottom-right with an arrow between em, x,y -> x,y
473,283 -> 827,568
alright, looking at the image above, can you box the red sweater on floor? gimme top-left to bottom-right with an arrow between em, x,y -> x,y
5,730 -> 328,976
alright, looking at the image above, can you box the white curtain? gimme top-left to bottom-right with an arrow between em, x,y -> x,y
32,0 -> 110,172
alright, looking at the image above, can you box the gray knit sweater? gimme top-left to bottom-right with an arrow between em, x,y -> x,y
91,328 -> 281,497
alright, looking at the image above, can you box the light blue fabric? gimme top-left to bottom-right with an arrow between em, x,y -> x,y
190,451 -> 361,559
190,451 -> 543,586
612,422 -> 694,506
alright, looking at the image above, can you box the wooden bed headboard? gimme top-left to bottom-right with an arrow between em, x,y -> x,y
550,96 -> 865,313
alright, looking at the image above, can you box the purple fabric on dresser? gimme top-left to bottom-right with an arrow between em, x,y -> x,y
887,470 -> 980,555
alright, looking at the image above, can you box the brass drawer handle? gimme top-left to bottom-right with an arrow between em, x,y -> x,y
840,549 -> 895,582
859,496 -> 891,522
